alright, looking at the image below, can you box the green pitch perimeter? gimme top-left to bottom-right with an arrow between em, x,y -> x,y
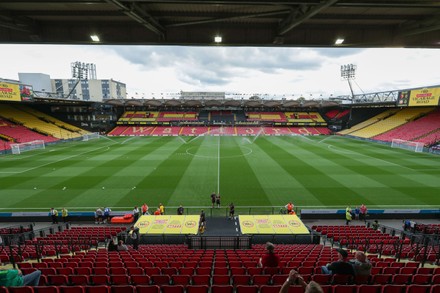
0,135 -> 439,212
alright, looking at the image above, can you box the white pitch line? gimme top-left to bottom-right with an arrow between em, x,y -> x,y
0,142 -> 118,174
217,136 -> 221,195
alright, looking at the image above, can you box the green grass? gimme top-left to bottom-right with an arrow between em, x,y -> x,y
0,135 -> 439,212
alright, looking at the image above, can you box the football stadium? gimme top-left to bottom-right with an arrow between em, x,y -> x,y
1,1 -> 440,293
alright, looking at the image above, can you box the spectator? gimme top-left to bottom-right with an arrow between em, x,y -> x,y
403,219 -> 411,231
372,220 -> 379,230
154,208 -> 161,215
49,208 -> 58,224
159,203 -> 165,215
0,269 -> 41,287
285,202 -> 294,214
259,242 -> 280,268
117,240 -> 128,251
129,226 -> 139,250
133,206 -> 140,222
280,270 -> 323,293
354,206 -> 360,220
345,209 -> 352,225
359,204 -> 367,222
61,208 -> 68,223
199,210 -> 206,233
177,205 -> 184,215
103,207 -> 112,223
229,203 -> 235,220
95,207 -> 103,224
141,203 -> 149,215
350,251 -> 372,276
215,194 -> 221,208
211,192 -> 216,208
107,236 -> 118,251
321,248 -> 355,275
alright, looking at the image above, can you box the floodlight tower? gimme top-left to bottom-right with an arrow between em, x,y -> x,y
341,64 -> 356,127
341,64 -> 356,99
67,62 -> 97,99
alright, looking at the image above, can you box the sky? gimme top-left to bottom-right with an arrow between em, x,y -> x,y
1,44 -> 440,99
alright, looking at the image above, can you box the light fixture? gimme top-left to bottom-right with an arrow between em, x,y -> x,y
90,35 -> 100,42
214,36 -> 222,43
335,38 -> 344,45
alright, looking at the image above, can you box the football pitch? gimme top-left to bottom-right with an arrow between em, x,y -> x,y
0,135 -> 439,213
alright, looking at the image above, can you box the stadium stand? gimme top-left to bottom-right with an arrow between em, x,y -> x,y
342,108 -> 433,139
373,108 -> 440,146
0,105 -> 85,140
0,119 -> 58,148
338,109 -> 400,135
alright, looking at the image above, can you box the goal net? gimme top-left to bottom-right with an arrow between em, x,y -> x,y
391,139 -> 424,153
10,140 -> 45,155
82,132 -> 100,141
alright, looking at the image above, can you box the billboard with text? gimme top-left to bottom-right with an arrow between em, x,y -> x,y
408,87 -> 440,106
0,82 -> 21,102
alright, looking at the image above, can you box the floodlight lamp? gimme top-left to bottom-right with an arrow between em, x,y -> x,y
90,35 -> 100,42
214,36 -> 222,43
335,38 -> 344,45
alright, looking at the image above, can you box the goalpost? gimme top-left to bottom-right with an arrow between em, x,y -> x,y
10,140 -> 45,155
391,139 -> 424,153
82,132 -> 100,141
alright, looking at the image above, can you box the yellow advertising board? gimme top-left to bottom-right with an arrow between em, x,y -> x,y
408,87 -> 440,106
0,82 -> 21,102
239,215 -> 309,234
135,215 -> 199,235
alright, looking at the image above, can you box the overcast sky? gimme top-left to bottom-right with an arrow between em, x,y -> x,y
1,44 -> 440,99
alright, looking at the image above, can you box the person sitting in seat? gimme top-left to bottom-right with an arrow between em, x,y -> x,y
0,269 -> 41,287
280,270 -> 323,293
259,242 -> 280,268
321,248 -> 355,276
350,251 -> 372,276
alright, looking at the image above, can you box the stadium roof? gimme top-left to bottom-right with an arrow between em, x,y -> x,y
104,98 -> 340,108
1,0 -> 440,48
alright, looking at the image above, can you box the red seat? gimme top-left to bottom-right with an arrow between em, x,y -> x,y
111,275 -> 131,285
312,274 -> 331,285
236,285 -> 259,293
271,275 -> 288,285
150,274 -> 170,285
407,285 -> 431,293
47,275 -> 69,286
69,275 -> 90,286
192,275 -> 210,285
131,275 -> 150,285
59,286 -> 85,293
333,285 -> 356,293
110,286 -> 135,293
161,286 -> 184,293
357,285 -> 382,293
260,285 -> 281,293
252,275 -> 271,286
196,267 -> 211,275
8,287 -> 34,293
392,274 -> 411,285
144,268 -> 161,275
212,275 -> 230,285
382,285 -> 406,293
371,274 -> 392,284
85,286 -> 110,293
171,275 -> 191,286
211,285 -> 233,293
134,286 -> 159,293
411,275 -> 432,285
186,286 -> 209,293
430,285 -> 440,293
90,275 -> 110,285
331,274 -> 353,285
33,287 -> 59,293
